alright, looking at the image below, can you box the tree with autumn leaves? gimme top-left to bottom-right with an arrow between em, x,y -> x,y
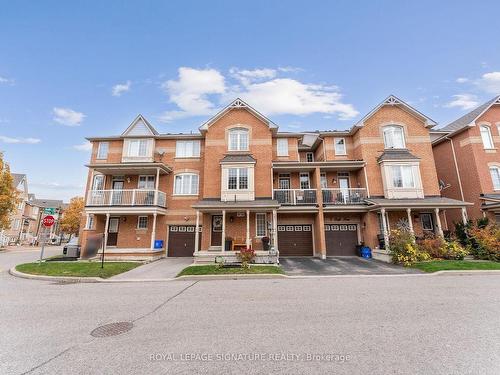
0,153 -> 19,231
60,196 -> 84,239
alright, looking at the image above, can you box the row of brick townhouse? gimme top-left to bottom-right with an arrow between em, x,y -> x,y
80,96 -> 478,263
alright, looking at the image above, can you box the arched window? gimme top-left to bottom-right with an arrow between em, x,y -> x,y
383,125 -> 405,149
480,125 -> 494,149
174,173 -> 199,195
490,166 -> 500,190
228,128 -> 249,151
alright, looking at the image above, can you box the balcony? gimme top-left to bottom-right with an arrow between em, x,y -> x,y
86,189 -> 167,208
322,188 -> 367,205
273,189 -> 317,205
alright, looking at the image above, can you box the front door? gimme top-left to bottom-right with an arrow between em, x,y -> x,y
111,180 -> 124,205
338,177 -> 350,203
211,215 -> 223,246
278,176 -> 291,203
107,217 -> 120,246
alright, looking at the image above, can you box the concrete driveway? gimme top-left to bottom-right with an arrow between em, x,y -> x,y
110,257 -> 193,280
280,256 -> 422,276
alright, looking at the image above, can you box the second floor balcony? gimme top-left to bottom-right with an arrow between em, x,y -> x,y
86,189 -> 167,208
273,188 -> 368,206
273,189 -> 317,205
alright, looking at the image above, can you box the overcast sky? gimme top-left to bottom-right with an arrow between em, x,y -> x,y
1,0 -> 499,200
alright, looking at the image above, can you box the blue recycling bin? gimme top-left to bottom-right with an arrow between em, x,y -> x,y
154,240 -> 164,249
360,246 -> 372,259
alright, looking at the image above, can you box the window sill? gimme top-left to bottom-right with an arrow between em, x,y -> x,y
172,194 -> 199,197
174,156 -> 201,159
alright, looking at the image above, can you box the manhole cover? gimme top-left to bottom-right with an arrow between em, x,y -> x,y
90,322 -> 133,337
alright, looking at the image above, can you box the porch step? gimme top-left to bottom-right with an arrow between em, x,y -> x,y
208,246 -> 222,251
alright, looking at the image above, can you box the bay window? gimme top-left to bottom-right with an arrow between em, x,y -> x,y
383,125 -> 405,149
228,168 -> 248,190
391,165 -> 415,188
228,128 -> 249,151
480,125 -> 494,149
174,173 -> 199,195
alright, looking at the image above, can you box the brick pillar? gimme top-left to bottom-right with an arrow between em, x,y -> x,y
313,167 -> 326,259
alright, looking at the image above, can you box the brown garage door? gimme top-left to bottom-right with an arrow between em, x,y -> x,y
278,224 -> 313,256
325,224 -> 358,256
168,225 -> 201,257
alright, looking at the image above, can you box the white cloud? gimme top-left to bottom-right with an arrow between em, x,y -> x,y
112,81 -> 131,96
159,66 -> 358,121
456,77 -> 469,83
444,94 -> 479,110
0,135 -> 41,144
476,72 -> 500,94
53,107 -> 86,126
0,76 -> 15,85
159,67 -> 226,121
72,141 -> 92,151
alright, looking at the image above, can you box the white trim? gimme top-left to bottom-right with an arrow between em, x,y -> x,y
480,124 -> 495,149
306,152 -> 314,162
334,137 -> 347,155
228,128 -> 249,151
255,212 -> 267,237
96,141 -> 109,159
383,125 -> 406,149
137,216 -> 148,230
173,173 -> 199,196
277,138 -> 289,156
175,139 -> 201,158
121,114 -> 158,136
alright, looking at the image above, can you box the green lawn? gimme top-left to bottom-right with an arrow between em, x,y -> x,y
177,264 -> 283,277
16,261 -> 142,279
412,260 -> 500,273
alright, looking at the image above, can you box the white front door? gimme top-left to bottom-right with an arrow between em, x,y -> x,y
339,177 -> 349,203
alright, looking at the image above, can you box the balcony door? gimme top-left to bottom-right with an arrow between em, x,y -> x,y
112,180 -> 124,205
107,217 -> 120,246
278,175 -> 291,204
338,176 -> 350,203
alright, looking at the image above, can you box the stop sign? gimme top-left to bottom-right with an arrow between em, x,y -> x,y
42,215 -> 55,227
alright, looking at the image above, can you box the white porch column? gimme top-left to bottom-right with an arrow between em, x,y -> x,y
380,208 -> 389,250
406,208 -> 414,234
154,167 -> 160,205
246,210 -> 250,248
103,213 -> 110,252
434,208 -> 444,237
150,213 -> 157,250
272,209 -> 278,251
461,207 -> 468,225
221,210 -> 226,252
194,210 -> 200,253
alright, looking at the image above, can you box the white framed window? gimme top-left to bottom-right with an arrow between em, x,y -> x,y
256,213 -> 267,237
228,128 -> 249,151
391,165 -> 415,188
138,175 -> 155,189
127,139 -> 150,157
420,213 -> 433,231
480,125 -> 494,149
383,125 -> 405,149
97,142 -> 109,159
176,140 -> 200,157
277,138 -> 289,156
320,173 -> 328,188
85,214 -> 95,230
92,175 -> 105,190
137,216 -> 148,229
300,173 -> 310,189
11,218 -> 21,230
306,152 -> 314,162
174,173 -> 199,195
17,200 -> 24,210
490,166 -> 500,190
334,138 -> 347,155
228,168 -> 248,190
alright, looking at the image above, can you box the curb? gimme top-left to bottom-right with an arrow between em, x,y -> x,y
9,266 -> 500,283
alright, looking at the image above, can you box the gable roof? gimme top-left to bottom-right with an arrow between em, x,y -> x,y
121,114 -> 159,137
439,95 -> 500,134
199,98 -> 278,132
11,173 -> 26,189
353,95 -> 437,129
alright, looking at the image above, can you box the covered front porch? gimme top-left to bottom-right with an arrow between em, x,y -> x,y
191,200 -> 280,264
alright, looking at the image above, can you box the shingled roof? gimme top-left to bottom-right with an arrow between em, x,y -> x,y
220,154 -> 256,163
11,173 -> 26,188
377,149 -> 420,162
440,95 -> 500,133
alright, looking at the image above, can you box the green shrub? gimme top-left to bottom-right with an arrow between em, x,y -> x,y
389,229 -> 430,266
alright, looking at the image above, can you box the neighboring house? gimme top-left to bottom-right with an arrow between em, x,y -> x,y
80,96 -> 469,262
3,174 -> 35,245
432,96 -> 500,225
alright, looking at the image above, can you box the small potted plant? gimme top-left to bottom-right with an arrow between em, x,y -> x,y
261,236 -> 270,250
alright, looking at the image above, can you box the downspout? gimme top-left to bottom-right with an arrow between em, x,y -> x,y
446,137 -> 465,201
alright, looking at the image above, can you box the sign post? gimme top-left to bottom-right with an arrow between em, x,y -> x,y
39,215 -> 55,264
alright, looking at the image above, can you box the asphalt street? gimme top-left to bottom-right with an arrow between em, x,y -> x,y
1,249 -> 499,375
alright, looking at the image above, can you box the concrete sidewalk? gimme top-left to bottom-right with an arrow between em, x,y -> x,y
110,257 -> 193,280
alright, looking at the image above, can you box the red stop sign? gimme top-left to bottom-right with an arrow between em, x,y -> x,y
42,215 -> 55,227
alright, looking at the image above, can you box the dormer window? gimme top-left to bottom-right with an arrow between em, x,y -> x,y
480,125 -> 494,149
383,125 -> 405,149
228,128 -> 249,151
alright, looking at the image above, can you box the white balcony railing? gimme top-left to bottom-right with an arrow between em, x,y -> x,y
273,189 -> 317,205
322,188 -> 367,205
86,189 -> 167,207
